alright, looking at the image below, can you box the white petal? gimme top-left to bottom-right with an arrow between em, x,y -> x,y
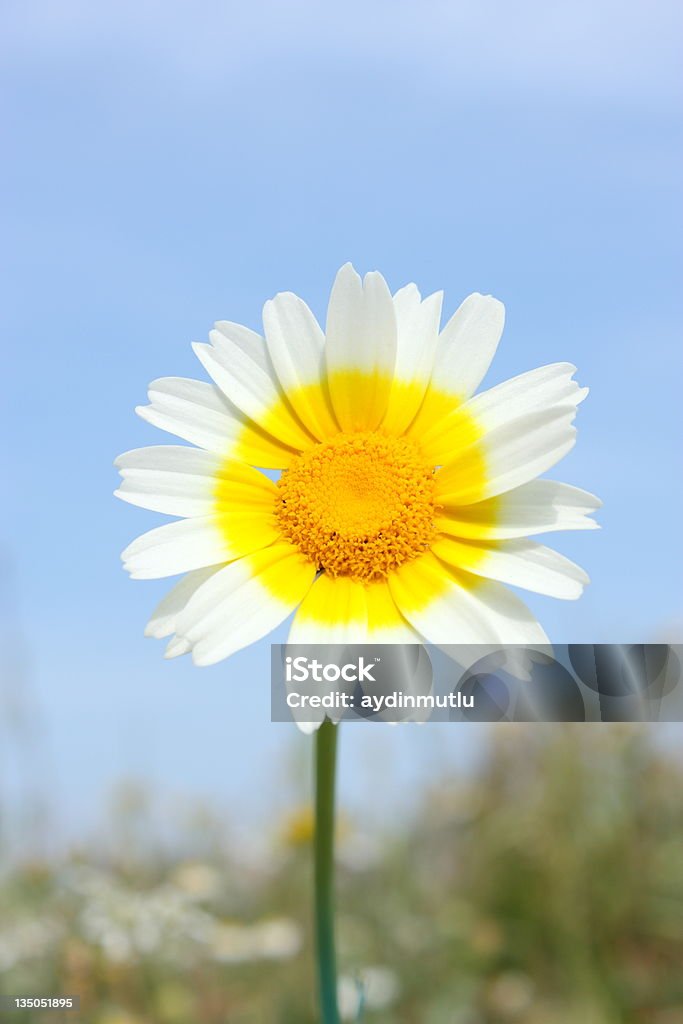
436,408 -> 578,503
193,323 -> 313,450
175,542 -> 316,666
432,536 -> 590,600
389,552 -> 549,645
145,566 -> 220,639
436,480 -> 602,538
135,376 -> 296,469
429,292 -> 505,399
136,377 -> 242,452
262,292 -> 339,439
115,445 -> 223,517
382,284 -> 443,434
420,362 -> 587,466
213,319 -> 272,372
294,719 -> 323,734
193,335 -> 276,425
465,580 -> 550,645
165,636 -> 192,658
325,264 -> 397,431
465,362 -> 588,431
121,517 -> 231,579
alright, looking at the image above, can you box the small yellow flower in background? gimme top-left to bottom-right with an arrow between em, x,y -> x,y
279,805 -> 316,848
116,264 -> 600,664
279,805 -> 351,849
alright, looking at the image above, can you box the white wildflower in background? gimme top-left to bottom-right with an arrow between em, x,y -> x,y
337,965 -> 401,1019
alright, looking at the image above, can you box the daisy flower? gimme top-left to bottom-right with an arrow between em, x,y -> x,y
116,264 -> 600,664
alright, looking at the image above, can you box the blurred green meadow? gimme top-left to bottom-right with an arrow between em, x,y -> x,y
1,727 -> 682,1023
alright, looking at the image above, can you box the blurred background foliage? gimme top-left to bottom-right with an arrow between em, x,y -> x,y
1,726 -> 682,1023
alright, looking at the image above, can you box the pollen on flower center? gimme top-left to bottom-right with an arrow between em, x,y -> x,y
275,432 -> 437,582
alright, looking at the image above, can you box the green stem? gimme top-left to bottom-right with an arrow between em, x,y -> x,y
314,719 -> 340,1024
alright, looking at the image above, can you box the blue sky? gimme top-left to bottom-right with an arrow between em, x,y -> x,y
1,1 -> 682,841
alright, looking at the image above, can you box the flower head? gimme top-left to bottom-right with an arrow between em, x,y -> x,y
116,264 -> 600,664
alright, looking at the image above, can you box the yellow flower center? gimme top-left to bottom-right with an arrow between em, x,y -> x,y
275,432 -> 436,582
